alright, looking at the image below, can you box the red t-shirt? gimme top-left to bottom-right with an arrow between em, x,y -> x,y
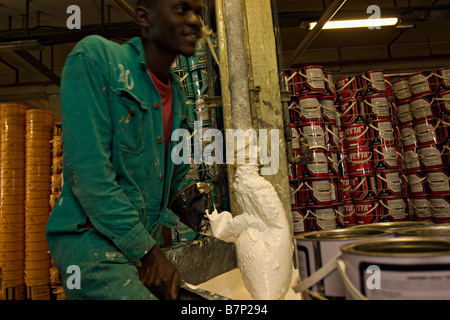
149,70 -> 174,170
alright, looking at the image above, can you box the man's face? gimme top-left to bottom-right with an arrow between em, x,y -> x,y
141,0 -> 203,57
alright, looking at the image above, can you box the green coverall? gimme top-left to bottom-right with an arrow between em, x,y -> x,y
46,35 -> 193,299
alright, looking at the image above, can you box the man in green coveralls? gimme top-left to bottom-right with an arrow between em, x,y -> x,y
46,0 -> 203,299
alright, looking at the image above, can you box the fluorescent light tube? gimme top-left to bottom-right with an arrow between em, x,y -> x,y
309,18 -> 398,30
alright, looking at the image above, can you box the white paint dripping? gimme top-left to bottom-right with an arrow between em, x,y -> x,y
207,164 -> 293,300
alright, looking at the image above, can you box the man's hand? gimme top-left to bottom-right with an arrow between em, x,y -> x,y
139,244 -> 181,300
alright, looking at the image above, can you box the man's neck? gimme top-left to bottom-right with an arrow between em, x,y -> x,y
141,38 -> 175,85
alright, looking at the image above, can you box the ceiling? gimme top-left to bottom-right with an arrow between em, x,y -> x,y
1,0 -> 450,108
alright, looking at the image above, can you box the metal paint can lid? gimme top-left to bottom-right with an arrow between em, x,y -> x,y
341,237 -> 450,257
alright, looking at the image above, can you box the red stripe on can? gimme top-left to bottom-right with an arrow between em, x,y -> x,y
354,199 -> 380,224
384,76 -> 394,100
340,176 -> 353,201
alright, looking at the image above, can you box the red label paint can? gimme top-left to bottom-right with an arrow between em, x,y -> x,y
435,67 -> 450,93
354,199 -> 380,224
375,170 -> 403,197
411,196 -> 433,221
373,145 -> 402,171
324,122 -> 342,150
298,66 -> 326,96
426,168 -> 450,195
403,146 -> 422,172
369,120 -> 396,146
339,98 -> 365,125
410,95 -> 439,121
337,75 -> 363,100
343,122 -> 370,149
384,76 -> 394,101
361,70 -> 387,96
336,200 -> 357,227
430,194 -> 450,223
364,94 -> 391,121
298,95 -> 323,122
340,176 -> 353,201
324,72 -> 336,99
349,174 -> 377,201
436,90 -> 450,117
406,171 -> 429,196
408,71 -> 438,97
392,78 -> 412,103
396,101 -> 414,124
308,205 -> 337,231
399,122 -> 419,148
378,196 -> 408,222
345,145 -> 373,175
304,178 -> 333,207
303,148 -> 330,178
299,121 -> 326,149
292,206 -> 309,235
419,143 -> 446,170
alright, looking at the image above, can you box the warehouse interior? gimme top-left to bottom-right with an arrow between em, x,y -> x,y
1,0 -> 450,301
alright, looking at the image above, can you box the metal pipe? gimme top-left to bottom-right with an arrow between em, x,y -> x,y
223,0 -> 253,131
284,0 -> 348,68
270,0 -> 302,165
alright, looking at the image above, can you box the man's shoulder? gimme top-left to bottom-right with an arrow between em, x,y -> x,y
69,35 -> 128,60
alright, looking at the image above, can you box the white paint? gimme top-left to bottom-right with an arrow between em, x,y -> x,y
207,164 -> 293,300
196,268 -> 302,300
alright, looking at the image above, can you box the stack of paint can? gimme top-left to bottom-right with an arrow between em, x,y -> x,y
395,67 -> 450,223
363,71 -> 408,223
337,73 -> 378,225
24,109 -> 54,300
338,70 -> 407,225
0,103 -> 27,300
49,118 -> 66,300
289,66 -> 338,231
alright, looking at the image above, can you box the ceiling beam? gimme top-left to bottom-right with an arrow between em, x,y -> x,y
13,49 -> 61,85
